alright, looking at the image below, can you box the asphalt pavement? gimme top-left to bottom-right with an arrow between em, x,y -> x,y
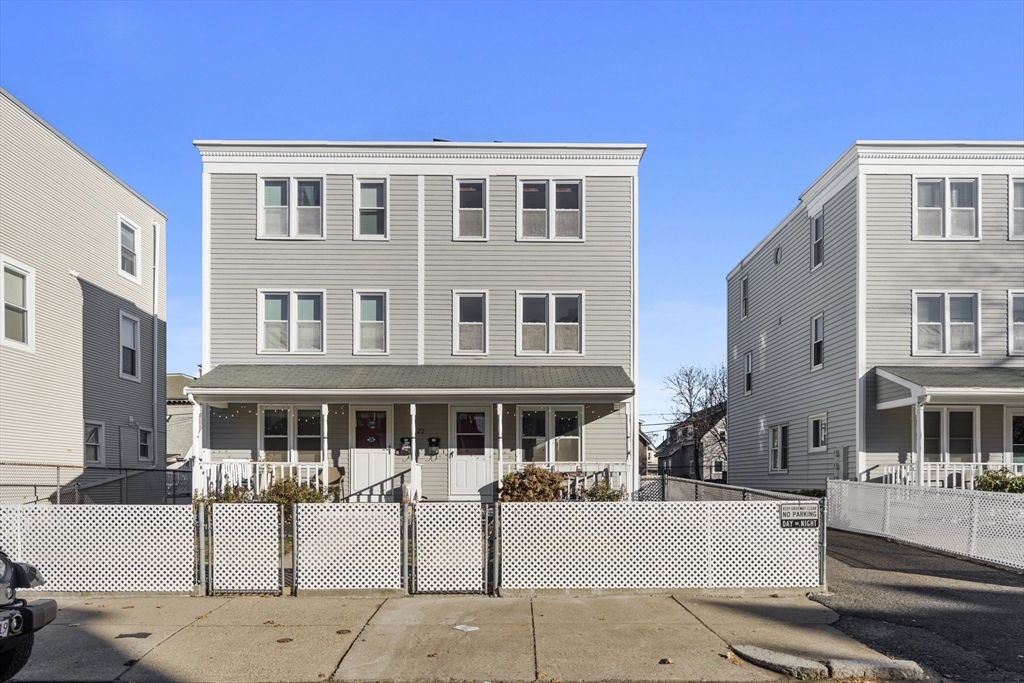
812,529 -> 1024,682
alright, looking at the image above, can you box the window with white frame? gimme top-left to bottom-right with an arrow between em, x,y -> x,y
357,180 -> 387,238
119,217 -> 140,282
356,292 -> 387,353
296,408 -> 324,462
811,313 -> 824,369
520,180 -> 582,240
914,292 -> 979,354
741,278 -> 749,318
260,178 -> 323,238
1010,292 -> 1024,355
744,352 -> 752,394
915,178 -> 978,239
518,293 -> 582,354
259,405 -> 330,463
456,180 -> 486,239
454,292 -> 486,354
1012,179 -> 1024,239
259,291 -> 324,353
84,422 -> 103,464
518,407 -> 582,463
923,407 -> 978,463
2,257 -> 34,350
809,414 -> 827,453
769,424 -> 788,472
139,429 -> 152,461
120,312 -> 140,380
261,407 -> 289,462
811,213 -> 824,268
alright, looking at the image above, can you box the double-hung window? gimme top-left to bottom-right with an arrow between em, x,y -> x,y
454,292 -> 486,354
357,180 -> 387,239
259,291 -> 324,353
1,256 -> 34,351
923,407 -> 978,463
85,422 -> 104,464
769,424 -> 789,472
261,405 -> 326,463
1010,291 -> 1024,355
120,311 -> 140,381
518,406 -> 582,463
139,429 -> 152,461
1012,179 -> 1024,240
915,178 -> 979,239
740,278 -> 749,318
118,216 -> 141,283
260,178 -> 324,239
455,180 -> 486,239
744,352 -> 753,394
518,293 -> 583,354
811,213 -> 824,269
914,292 -> 980,355
519,180 -> 583,240
811,314 -> 824,369
809,414 -> 827,453
356,291 -> 387,353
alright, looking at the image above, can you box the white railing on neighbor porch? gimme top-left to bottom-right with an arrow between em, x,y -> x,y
194,460 -> 328,496
500,461 -> 628,496
882,462 -> 1024,490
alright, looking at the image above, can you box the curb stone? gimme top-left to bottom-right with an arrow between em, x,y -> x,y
731,645 -> 828,680
827,658 -> 926,680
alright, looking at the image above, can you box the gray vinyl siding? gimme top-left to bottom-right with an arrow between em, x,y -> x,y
876,374 -> 912,404
727,178 -> 859,490
863,174 -> 1024,475
209,404 -> 257,459
0,91 -> 166,494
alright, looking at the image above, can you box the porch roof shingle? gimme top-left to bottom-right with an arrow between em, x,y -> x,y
876,366 -> 1024,390
186,364 -> 634,393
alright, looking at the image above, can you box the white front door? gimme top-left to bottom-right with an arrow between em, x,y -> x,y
449,406 -> 492,501
349,406 -> 393,501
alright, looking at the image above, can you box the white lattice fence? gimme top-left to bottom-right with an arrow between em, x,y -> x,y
212,504 -> 280,593
827,480 -> 1024,570
0,506 -> 194,592
706,502 -> 819,587
415,503 -> 484,593
295,503 -> 401,591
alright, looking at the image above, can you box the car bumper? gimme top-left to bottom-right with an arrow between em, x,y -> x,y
0,599 -> 57,652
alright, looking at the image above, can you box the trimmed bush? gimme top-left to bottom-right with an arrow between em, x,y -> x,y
579,480 -> 626,502
973,468 -> 1024,494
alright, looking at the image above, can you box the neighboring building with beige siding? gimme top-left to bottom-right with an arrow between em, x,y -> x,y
188,140 -> 643,501
0,89 -> 167,503
727,141 -> 1024,491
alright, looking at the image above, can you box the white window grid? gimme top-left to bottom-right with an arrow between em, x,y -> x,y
354,177 -> 389,241
811,313 -> 824,370
452,290 -> 488,355
515,291 -> 584,356
256,176 -> 326,240
912,176 -> 981,240
353,289 -> 389,355
1011,178 -> 1024,240
1009,290 -> 1024,356
84,421 -> 105,466
768,424 -> 789,473
811,213 -> 824,270
119,310 -> 141,382
1,254 -> 35,353
911,290 -> 982,356
808,413 -> 827,453
257,404 -> 327,463
453,178 -> 488,241
516,179 -> 585,241
515,405 -> 585,464
256,289 -> 326,354
139,428 -> 153,461
117,214 -> 142,284
920,406 -> 981,464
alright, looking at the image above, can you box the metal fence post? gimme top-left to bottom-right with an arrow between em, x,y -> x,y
56,465 -> 61,505
882,486 -> 891,536
279,505 -> 286,596
198,503 -> 206,595
661,471 -> 666,501
493,502 -> 501,596
401,503 -> 410,595
291,504 -> 297,596
968,495 -> 980,557
819,496 -> 827,590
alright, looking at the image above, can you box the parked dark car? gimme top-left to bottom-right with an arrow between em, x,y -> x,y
0,550 -> 56,682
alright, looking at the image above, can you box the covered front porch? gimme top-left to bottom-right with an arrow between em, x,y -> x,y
185,364 -> 636,502
874,366 -> 1024,489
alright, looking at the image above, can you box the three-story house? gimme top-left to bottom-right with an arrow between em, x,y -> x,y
187,140 -> 643,501
727,141 -> 1024,490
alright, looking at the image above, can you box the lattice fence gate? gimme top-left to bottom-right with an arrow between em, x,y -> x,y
210,503 -> 281,594
413,503 -> 487,593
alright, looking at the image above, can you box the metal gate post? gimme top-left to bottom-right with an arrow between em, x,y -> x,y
279,505 -> 285,595
197,503 -> 206,595
968,495 -> 980,557
401,503 -> 409,595
493,502 -> 501,596
482,505 -> 488,594
291,504 -> 297,596
661,471 -> 666,501
818,496 -> 827,590
882,486 -> 891,536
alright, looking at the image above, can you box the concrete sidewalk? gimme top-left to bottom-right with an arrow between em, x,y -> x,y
18,593 -> 895,682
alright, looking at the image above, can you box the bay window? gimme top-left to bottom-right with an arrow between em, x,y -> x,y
259,291 -> 324,353
518,407 -> 583,463
914,292 -> 979,355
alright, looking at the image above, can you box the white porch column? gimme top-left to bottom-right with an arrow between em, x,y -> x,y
189,395 -> 205,494
410,404 -> 417,463
915,399 -> 926,487
496,403 -> 504,489
321,403 -> 329,491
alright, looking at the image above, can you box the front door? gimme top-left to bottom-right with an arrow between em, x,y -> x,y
349,406 -> 393,501
449,406 -> 492,501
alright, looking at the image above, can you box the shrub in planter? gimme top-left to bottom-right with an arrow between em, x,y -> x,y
499,465 -> 566,502
973,468 -> 1024,493
579,480 -> 627,502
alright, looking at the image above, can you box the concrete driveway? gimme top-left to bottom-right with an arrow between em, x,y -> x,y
15,591 -> 893,682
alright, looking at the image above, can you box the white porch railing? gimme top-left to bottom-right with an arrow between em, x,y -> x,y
882,462 -> 1024,489
500,461 -> 628,496
193,460 -> 328,496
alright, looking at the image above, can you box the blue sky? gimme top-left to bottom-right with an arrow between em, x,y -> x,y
2,1 -> 1022,439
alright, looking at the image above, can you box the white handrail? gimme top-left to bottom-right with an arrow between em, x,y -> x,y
193,461 -> 328,496
882,462 -> 1024,489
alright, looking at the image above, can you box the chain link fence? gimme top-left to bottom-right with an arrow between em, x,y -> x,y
0,461 -> 193,505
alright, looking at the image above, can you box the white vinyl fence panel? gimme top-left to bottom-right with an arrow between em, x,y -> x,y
0,505 -> 194,592
500,501 -> 820,590
212,503 -> 280,593
827,480 -> 1024,570
415,503 -> 484,593
295,503 -> 401,591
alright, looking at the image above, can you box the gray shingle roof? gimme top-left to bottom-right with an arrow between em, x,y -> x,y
877,366 -> 1024,390
187,364 -> 633,392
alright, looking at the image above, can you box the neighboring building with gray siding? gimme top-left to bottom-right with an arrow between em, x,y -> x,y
0,89 -> 167,503
188,140 -> 643,501
727,141 -> 1024,490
